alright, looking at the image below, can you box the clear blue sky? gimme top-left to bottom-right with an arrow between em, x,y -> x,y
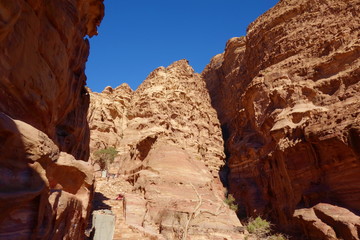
86,0 -> 279,92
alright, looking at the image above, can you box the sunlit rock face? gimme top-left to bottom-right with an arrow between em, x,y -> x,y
0,0 -> 104,239
203,0 -> 360,238
88,60 -> 245,239
89,60 -> 226,174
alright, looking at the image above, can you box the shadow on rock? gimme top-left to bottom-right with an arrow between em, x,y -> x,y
92,191 -> 112,210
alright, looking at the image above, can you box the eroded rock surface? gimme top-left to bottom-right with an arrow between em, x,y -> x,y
0,114 -> 94,240
0,0 -> 104,239
0,0 -> 104,160
203,0 -> 360,238
294,203 -> 360,240
88,60 -> 244,239
88,83 -> 133,152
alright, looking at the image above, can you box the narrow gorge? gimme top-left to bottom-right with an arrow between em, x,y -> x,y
0,0 -> 359,240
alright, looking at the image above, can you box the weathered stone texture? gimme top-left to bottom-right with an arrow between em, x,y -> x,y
88,60 -> 244,239
0,0 -> 104,160
0,0 -> 104,239
203,0 -> 360,238
0,114 -> 95,240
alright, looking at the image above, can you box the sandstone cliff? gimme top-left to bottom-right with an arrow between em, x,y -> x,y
0,0 -> 104,239
203,0 -> 360,239
88,60 -> 244,239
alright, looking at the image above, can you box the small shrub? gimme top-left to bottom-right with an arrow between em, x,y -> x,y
224,194 -> 238,211
245,217 -> 288,239
94,147 -> 118,171
246,216 -> 271,236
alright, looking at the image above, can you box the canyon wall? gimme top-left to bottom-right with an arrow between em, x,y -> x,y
0,0 -> 104,239
88,60 -> 245,239
203,0 -> 360,239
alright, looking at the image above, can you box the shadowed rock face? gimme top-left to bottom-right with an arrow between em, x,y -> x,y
0,0 -> 104,160
203,0 -> 360,238
88,60 -> 245,239
0,0 -> 104,239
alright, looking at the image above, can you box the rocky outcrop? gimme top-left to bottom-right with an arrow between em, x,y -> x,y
0,0 -> 104,239
294,203 -> 360,240
0,114 -> 95,240
88,83 -> 133,152
0,0 -> 104,160
88,60 -> 244,239
203,0 -> 360,238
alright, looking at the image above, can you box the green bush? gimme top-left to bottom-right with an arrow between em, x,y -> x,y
224,194 -> 238,211
94,147 -> 118,170
245,216 -> 288,239
246,216 -> 271,236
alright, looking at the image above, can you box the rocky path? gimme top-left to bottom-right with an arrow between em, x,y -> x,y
92,176 -> 152,240
92,175 -> 249,240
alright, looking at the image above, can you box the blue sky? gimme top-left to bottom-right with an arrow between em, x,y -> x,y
86,0 -> 279,92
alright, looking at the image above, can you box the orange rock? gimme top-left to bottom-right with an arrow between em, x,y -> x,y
0,0 -> 104,239
294,203 -> 360,240
203,0 -> 360,238
88,60 -> 245,239
0,114 -> 94,239
0,0 -> 104,160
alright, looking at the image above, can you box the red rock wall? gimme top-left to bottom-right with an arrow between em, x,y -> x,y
203,0 -> 360,238
0,0 -> 104,160
0,0 -> 104,239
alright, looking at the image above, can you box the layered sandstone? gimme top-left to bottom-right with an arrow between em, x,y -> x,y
88,60 -> 244,239
203,0 -> 360,239
0,0 -> 104,239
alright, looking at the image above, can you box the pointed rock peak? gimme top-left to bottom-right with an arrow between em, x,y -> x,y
136,59 -> 198,92
167,59 -> 191,69
144,59 -> 195,81
166,59 -> 195,74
